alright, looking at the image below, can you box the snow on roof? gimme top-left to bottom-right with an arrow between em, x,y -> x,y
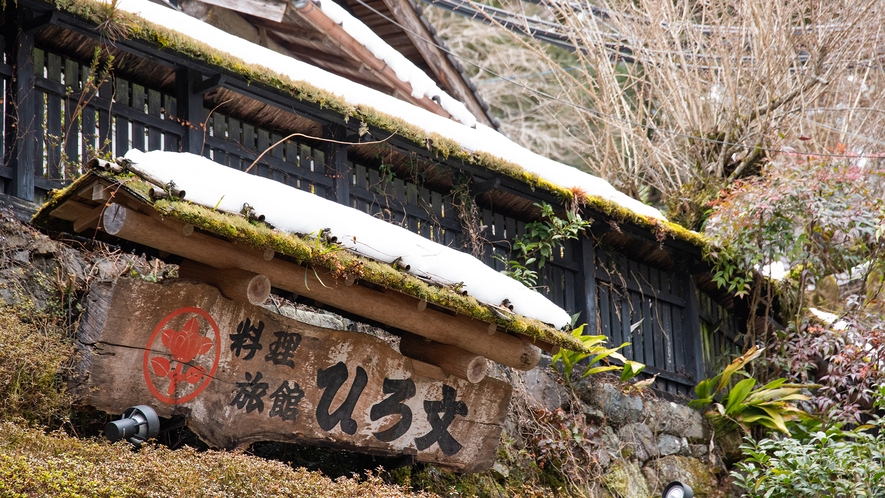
316,0 -> 477,127
109,0 -> 666,221
124,149 -> 573,329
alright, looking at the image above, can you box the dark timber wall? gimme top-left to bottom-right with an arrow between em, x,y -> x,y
1,1 -> 743,396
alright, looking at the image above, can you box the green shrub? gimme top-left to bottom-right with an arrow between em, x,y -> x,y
732,388 -> 885,497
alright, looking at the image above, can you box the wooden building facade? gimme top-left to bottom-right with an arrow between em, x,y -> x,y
2,0 -> 743,396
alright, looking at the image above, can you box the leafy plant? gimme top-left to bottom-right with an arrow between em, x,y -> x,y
497,202 -> 590,287
732,387 -> 885,498
551,323 -> 645,387
784,315 -> 885,424
689,346 -> 814,434
705,158 -> 885,328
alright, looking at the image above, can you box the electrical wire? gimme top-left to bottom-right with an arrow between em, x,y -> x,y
350,0 -> 885,160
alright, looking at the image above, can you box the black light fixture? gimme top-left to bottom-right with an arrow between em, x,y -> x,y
104,405 -> 160,447
662,481 -> 694,498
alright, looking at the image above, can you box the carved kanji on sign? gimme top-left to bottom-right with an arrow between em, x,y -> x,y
316,362 -> 368,435
415,385 -> 469,456
230,372 -> 269,414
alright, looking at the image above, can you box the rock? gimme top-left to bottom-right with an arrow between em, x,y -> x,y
689,443 -> 708,459
641,465 -> 661,494
31,236 -> 57,256
94,259 -> 125,280
714,430 -> 744,465
6,234 -> 28,248
522,367 -> 566,411
270,305 -> 352,331
577,381 -> 643,427
645,399 -> 708,441
643,456 -> 715,497
657,434 -> 687,456
491,461 -> 509,479
583,404 -> 606,425
617,423 -> 657,462
12,250 -> 29,264
603,460 -> 650,498
598,425 -> 620,466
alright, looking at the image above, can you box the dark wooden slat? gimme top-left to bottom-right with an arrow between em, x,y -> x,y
62,57 -> 80,174
630,290 -> 643,364
564,268 -> 576,317
212,113 -> 226,165
642,295 -> 655,370
114,77 -> 130,157
257,128 -> 271,178
597,283 -> 611,338
96,78 -> 111,156
662,303 -> 675,372
299,142 -> 312,191
81,104 -> 96,160
163,94 -> 179,151
353,163 -> 368,213
130,83 -> 146,151
33,49 -> 46,182
683,276 -> 702,384
227,117 -> 243,171
241,122 -> 255,170
147,89 -> 162,150
45,52 -> 62,179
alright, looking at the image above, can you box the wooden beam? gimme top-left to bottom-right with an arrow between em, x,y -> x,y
49,199 -> 94,222
72,204 -> 106,233
179,259 -> 271,305
100,203 -> 541,370
378,0 -> 491,126
289,1 -> 452,120
399,333 -> 488,383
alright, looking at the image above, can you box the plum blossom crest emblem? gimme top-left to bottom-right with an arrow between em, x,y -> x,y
143,307 -> 221,404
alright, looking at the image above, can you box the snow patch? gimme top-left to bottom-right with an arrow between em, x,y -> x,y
124,149 -> 572,329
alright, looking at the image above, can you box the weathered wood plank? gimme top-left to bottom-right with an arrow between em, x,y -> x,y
76,278 -> 510,472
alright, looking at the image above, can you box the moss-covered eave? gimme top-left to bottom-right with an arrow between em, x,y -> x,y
50,0 -> 712,254
31,172 -> 588,353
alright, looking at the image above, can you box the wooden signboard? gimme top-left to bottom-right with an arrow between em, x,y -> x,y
76,278 -> 512,472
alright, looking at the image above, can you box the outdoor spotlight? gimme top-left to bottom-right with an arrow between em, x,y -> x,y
104,405 -> 160,447
662,481 -> 694,498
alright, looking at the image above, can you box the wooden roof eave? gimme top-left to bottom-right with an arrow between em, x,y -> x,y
34,171 -> 590,369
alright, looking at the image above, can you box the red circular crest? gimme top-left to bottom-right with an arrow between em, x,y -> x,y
143,307 -> 221,404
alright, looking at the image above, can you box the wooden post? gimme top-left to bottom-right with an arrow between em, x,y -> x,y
101,203 -> 542,370
4,7 -> 37,201
682,272 -> 704,389
399,333 -> 489,384
175,68 -> 206,155
179,259 -> 271,305
581,234 -> 599,335
324,124 -> 350,204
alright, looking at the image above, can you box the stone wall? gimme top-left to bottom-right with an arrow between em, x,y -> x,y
522,368 -> 723,497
